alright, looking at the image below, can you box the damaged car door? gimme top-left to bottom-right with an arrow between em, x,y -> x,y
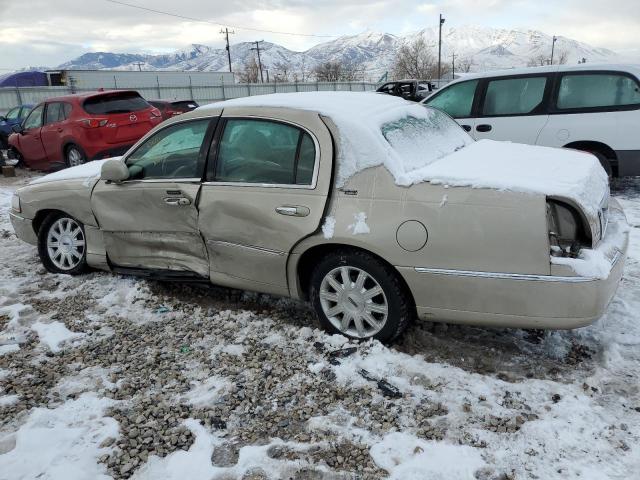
198,108 -> 333,295
91,118 -> 215,277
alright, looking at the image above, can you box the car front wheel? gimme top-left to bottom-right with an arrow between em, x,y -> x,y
310,250 -> 413,343
38,213 -> 88,275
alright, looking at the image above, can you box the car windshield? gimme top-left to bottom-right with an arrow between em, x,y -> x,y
83,92 -> 150,115
380,106 -> 472,172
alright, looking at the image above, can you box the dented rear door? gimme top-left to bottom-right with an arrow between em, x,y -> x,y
198,107 -> 333,295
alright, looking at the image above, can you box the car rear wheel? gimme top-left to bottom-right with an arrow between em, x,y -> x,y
66,145 -> 86,168
310,249 -> 413,343
38,213 -> 88,275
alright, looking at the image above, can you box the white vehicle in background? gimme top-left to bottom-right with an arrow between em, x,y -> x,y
423,64 -> 640,177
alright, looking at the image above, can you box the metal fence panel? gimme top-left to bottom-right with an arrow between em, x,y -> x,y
0,81 -> 378,113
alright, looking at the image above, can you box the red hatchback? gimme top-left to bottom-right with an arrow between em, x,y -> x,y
8,90 -> 162,170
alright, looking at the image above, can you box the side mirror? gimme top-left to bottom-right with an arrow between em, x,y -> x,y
11,124 -> 23,134
101,159 -> 130,183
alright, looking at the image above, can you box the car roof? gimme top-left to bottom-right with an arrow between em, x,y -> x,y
441,63 -> 640,85
39,89 -> 142,104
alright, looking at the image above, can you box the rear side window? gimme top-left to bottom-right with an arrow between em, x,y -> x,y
214,119 -> 316,185
557,73 -> 640,110
483,76 -> 547,116
426,80 -> 478,118
23,105 -> 44,129
83,92 -> 150,115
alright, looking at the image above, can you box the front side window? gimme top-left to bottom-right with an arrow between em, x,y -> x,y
483,76 -> 547,116
5,107 -> 20,120
23,105 -> 44,130
214,119 -> 316,185
426,80 -> 478,118
125,119 -> 210,180
557,73 -> 640,110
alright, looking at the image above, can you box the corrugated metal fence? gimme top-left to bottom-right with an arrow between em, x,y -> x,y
0,81 -> 378,113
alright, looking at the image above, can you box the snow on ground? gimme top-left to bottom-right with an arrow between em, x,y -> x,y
0,169 -> 639,480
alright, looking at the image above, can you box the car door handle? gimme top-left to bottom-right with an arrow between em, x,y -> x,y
164,197 -> 191,206
276,205 -> 310,217
476,124 -> 492,132
461,124 -> 472,132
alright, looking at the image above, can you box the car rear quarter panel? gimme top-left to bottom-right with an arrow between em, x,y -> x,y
290,165 -> 550,295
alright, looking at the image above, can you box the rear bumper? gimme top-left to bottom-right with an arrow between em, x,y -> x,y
399,202 -> 629,329
9,212 -> 37,246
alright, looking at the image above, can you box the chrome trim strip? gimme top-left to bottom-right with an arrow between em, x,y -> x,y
414,267 -> 598,283
207,240 -> 285,256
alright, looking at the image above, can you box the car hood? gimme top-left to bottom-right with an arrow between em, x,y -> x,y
28,158 -> 120,187
416,139 -> 609,219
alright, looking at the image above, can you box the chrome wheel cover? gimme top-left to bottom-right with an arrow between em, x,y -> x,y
319,266 -> 388,338
67,148 -> 83,167
46,218 -> 85,271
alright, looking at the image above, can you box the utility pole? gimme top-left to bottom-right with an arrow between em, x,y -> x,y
251,40 -> 265,83
220,27 -> 235,73
133,62 -> 144,71
438,14 -> 445,85
550,35 -> 558,65
451,52 -> 456,79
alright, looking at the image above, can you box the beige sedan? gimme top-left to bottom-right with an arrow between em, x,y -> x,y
9,92 -> 628,342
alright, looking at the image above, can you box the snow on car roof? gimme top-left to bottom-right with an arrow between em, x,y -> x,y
201,91 -> 472,186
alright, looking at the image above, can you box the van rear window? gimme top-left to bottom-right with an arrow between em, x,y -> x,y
83,92 -> 150,115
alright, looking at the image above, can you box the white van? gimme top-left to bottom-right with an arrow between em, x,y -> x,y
423,64 -> 640,176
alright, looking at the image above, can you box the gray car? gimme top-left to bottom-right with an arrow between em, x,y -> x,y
9,92 -> 628,343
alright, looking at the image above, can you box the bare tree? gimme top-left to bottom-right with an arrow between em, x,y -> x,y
457,57 -> 474,73
238,57 -> 260,83
272,60 -> 291,82
392,37 -> 446,80
313,60 -> 362,81
527,54 -> 548,67
555,50 -> 568,65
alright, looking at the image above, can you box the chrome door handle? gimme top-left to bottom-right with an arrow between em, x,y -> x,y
276,205 -> 310,217
164,197 -> 191,206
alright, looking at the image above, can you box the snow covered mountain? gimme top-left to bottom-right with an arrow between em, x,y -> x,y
57,26 -> 624,80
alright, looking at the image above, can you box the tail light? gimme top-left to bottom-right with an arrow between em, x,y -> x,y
150,108 -> 162,118
80,118 -> 108,128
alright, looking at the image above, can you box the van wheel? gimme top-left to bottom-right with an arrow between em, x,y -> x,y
66,145 -> 86,168
309,249 -> 413,343
37,213 -> 88,275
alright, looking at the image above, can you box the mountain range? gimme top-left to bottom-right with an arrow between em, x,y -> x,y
57,25 -> 628,81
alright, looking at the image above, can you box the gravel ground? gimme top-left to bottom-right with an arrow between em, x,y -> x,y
0,168 -> 639,480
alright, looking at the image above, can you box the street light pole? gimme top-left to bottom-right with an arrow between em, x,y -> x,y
550,35 -> 558,65
451,52 -> 456,79
438,14 -> 445,86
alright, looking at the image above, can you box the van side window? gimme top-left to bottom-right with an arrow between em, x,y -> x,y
557,73 -> 640,110
483,76 -> 547,116
425,80 -> 478,118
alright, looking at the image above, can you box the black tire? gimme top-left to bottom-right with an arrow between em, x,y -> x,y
37,213 -> 88,275
65,144 -> 86,168
309,249 -> 414,343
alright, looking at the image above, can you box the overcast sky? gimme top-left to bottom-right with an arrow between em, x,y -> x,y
0,0 -> 638,70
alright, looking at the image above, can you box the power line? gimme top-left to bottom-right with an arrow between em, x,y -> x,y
106,0 -> 337,38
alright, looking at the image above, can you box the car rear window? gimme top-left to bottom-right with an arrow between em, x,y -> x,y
381,106 -> 472,172
83,92 -> 150,115
171,101 -> 198,110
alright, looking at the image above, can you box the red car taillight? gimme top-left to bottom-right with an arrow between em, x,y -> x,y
80,118 -> 108,128
150,108 -> 162,118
